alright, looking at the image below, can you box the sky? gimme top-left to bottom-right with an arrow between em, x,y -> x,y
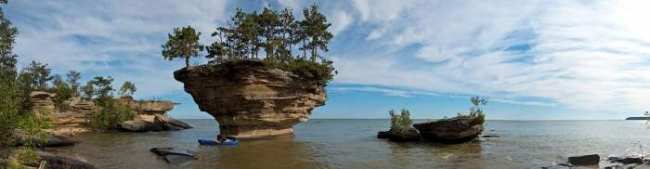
5,0 -> 650,120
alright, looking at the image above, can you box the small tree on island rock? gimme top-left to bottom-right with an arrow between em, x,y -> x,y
119,81 -> 136,97
162,26 -> 203,68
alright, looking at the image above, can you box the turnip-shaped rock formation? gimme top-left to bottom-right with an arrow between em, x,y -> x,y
174,61 -> 327,139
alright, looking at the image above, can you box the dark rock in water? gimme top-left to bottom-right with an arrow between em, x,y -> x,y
413,115 -> 484,144
568,154 -> 600,166
482,134 -> 500,138
377,131 -> 391,139
541,164 -> 571,169
38,151 -> 95,169
608,155 -> 643,164
388,129 -> 420,142
150,147 -> 197,164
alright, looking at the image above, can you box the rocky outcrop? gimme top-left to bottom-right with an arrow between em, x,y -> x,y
36,151 -> 96,169
118,114 -> 192,132
66,97 -> 96,113
30,91 -> 56,115
119,96 -> 176,115
48,111 -> 92,136
13,131 -> 78,147
413,115 -> 484,143
174,61 -> 327,139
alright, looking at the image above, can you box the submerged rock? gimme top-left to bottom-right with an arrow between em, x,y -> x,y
150,147 -> 197,164
174,61 -> 327,139
568,154 -> 600,166
413,115 -> 484,143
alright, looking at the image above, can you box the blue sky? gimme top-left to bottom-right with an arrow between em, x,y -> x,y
6,0 -> 650,120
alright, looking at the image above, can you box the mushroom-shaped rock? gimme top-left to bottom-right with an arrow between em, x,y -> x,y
174,61 -> 327,139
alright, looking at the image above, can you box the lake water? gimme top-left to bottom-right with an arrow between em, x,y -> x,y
46,120 -> 650,169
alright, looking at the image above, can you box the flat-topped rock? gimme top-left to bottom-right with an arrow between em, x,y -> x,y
174,61 -> 327,139
413,115 -> 484,143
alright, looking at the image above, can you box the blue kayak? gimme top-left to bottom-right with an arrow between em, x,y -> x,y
198,139 -> 239,146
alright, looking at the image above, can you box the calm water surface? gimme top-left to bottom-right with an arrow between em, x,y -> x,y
46,120 -> 650,169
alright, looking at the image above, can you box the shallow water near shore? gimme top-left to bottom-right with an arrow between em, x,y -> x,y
45,119 -> 650,169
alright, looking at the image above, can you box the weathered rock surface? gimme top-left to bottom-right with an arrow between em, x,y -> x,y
30,91 -> 56,115
66,97 -> 96,113
48,111 -> 92,136
119,96 -> 176,115
118,114 -> 192,132
413,115 -> 484,143
174,61 -> 327,139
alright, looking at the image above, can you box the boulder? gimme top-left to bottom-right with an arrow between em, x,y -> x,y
37,151 -> 95,169
174,61 -> 327,139
568,154 -> 600,166
413,115 -> 484,143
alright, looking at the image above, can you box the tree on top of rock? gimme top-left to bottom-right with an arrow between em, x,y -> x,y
162,26 -> 203,68
119,81 -> 136,97
299,4 -> 333,62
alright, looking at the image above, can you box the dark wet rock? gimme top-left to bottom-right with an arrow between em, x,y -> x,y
37,151 -> 95,169
608,155 -> 643,165
413,115 -> 483,144
568,154 -> 600,166
388,129 -> 420,142
377,131 -> 391,139
13,132 -> 78,147
482,134 -> 500,138
150,147 -> 197,163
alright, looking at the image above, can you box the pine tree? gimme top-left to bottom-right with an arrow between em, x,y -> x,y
300,5 -> 333,62
162,26 -> 203,68
66,70 -> 81,97
118,81 -> 136,97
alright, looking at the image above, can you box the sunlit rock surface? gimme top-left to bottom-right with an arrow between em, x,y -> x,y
174,61 -> 327,139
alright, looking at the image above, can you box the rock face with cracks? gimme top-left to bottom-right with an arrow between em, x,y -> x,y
174,61 -> 327,139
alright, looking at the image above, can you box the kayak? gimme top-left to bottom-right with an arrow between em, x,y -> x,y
198,139 -> 239,146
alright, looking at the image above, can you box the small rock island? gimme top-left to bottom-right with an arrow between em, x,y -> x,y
162,6 -> 335,139
174,61 -> 327,139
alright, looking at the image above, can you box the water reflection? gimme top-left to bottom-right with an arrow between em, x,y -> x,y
191,136 -> 328,169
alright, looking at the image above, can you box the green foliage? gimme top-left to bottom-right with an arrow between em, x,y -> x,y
22,61 -> 52,90
118,81 -> 136,97
468,96 -> 488,125
299,4 -> 333,61
81,81 -> 94,100
162,26 -> 203,68
264,58 -> 335,84
87,76 -> 114,104
65,70 -> 81,97
51,75 -> 73,112
389,109 -> 413,135
90,99 -> 134,130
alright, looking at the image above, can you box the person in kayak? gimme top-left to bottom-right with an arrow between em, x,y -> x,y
216,135 -> 226,143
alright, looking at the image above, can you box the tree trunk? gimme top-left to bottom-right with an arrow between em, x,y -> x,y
185,57 -> 189,68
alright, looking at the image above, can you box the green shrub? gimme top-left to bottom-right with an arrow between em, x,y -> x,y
90,99 -> 134,130
389,109 -> 413,135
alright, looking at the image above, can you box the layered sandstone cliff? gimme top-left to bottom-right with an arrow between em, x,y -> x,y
174,61 -> 327,139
